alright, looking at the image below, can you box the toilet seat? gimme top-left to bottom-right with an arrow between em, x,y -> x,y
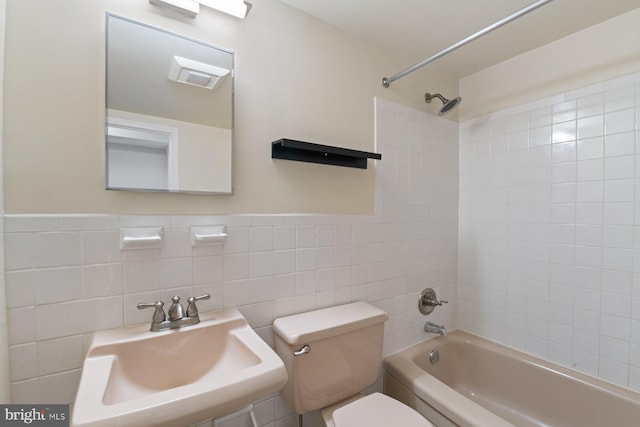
327,393 -> 434,427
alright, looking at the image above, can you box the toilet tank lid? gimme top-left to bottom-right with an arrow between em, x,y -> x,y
273,302 -> 388,345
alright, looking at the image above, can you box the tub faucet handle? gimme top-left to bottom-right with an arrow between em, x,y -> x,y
419,287 -> 448,315
426,297 -> 448,306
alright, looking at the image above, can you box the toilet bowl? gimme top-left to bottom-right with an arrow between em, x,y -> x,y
272,302 -> 435,427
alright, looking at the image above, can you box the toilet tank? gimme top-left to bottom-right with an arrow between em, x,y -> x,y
273,302 -> 388,414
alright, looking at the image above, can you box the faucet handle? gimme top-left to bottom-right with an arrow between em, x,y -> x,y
186,294 -> 211,318
137,300 -> 166,324
418,288 -> 448,315
426,298 -> 449,307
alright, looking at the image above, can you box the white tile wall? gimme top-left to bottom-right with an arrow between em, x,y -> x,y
3,98 -> 459,427
459,71 -> 640,391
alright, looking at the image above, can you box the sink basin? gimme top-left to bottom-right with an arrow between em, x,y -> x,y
72,308 -> 287,427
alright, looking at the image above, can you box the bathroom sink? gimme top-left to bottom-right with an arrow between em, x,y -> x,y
72,308 -> 287,427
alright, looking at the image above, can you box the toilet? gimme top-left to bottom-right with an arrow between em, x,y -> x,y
273,302 -> 434,427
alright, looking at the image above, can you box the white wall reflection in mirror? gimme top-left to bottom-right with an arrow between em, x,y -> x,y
106,14 -> 233,194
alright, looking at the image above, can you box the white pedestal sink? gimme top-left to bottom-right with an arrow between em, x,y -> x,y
72,308 -> 287,427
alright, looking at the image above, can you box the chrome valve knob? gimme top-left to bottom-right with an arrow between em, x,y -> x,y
418,288 -> 448,315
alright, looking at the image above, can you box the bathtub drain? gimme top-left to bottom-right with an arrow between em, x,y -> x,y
429,349 -> 439,364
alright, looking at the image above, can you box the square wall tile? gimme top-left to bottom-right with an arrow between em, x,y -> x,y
605,109 -> 635,135
5,233 -> 34,271
38,335 -> 84,376
36,301 -> 83,340
34,232 -> 81,268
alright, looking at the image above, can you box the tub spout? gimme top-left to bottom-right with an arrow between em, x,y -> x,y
424,321 -> 447,337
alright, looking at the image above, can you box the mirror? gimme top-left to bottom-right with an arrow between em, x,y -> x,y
106,14 -> 233,194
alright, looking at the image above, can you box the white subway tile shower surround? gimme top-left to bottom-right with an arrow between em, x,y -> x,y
3,98 -> 459,427
459,71 -> 640,390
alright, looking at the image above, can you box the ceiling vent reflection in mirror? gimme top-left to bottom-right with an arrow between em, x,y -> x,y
168,56 -> 230,90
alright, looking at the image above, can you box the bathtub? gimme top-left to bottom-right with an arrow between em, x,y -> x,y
383,330 -> 640,427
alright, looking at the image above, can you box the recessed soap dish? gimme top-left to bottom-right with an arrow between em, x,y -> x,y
191,225 -> 227,247
120,227 -> 163,250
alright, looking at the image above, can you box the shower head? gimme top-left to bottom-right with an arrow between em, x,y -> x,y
425,93 -> 462,116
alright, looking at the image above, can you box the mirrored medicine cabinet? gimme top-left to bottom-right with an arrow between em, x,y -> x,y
105,14 -> 233,194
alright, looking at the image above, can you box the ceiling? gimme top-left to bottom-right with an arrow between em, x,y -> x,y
279,0 -> 640,79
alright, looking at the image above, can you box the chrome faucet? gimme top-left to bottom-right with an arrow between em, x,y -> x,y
137,294 -> 210,332
424,321 -> 447,337
168,296 -> 185,320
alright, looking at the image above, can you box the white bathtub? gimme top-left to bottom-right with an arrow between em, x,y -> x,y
383,330 -> 640,427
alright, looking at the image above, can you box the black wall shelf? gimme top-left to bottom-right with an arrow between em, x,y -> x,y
272,139 -> 381,169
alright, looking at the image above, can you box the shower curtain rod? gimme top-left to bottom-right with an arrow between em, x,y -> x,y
381,0 -> 555,88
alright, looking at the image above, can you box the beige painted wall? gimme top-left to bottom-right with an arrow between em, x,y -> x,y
3,0 -> 457,214
459,7 -> 640,121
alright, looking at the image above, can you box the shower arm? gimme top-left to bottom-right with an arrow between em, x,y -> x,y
425,93 -> 447,104
381,0 -> 555,88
